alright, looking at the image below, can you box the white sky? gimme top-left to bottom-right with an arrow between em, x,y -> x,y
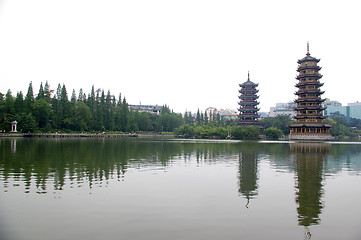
0,0 -> 360,113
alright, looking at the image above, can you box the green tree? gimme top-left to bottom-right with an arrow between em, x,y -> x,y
14,91 -> 25,113
33,99 -> 52,129
60,84 -> 71,129
196,109 -> 201,125
230,126 -> 245,140
244,125 -> 260,139
204,111 -> 209,125
44,81 -> 52,103
127,110 -> 138,132
120,97 -> 129,132
183,111 -> 193,124
104,90 -> 114,130
72,101 -> 92,131
264,127 -> 283,139
24,82 -> 35,114
78,88 -> 86,102
137,112 -> 153,131
19,113 -> 37,132
114,93 -> 122,131
71,89 -> 77,105
36,82 -> 45,100
4,90 -> 15,115
174,124 -> 196,138
259,115 -> 293,135
156,110 -> 182,132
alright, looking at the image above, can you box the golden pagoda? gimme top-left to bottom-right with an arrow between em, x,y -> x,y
289,43 -> 332,140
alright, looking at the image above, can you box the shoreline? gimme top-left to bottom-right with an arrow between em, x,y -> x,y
0,133 -> 173,138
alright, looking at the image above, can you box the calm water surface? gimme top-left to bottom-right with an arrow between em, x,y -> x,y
0,137 -> 361,240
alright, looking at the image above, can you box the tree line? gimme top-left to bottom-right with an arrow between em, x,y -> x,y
175,114 -> 361,140
0,81 -> 182,133
174,115 -> 291,140
2,81 -> 360,139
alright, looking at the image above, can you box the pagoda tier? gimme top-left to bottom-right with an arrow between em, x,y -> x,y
238,108 -> 260,113
295,82 -> 324,88
296,65 -> 322,72
295,104 -> 326,111
294,97 -> 326,103
289,43 -> 332,140
295,89 -> 325,95
294,114 -> 327,119
296,73 -> 323,80
239,95 -> 259,101
238,72 -> 260,126
238,101 -> 259,106
239,88 -> 259,94
295,107 -> 326,112
239,82 -> 258,88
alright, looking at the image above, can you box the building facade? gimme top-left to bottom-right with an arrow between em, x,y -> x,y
238,72 -> 260,125
325,101 -> 361,120
289,44 -> 332,140
129,105 -> 162,115
269,102 -> 297,117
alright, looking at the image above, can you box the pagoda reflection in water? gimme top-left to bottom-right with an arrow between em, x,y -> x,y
291,143 -> 330,239
237,146 -> 259,208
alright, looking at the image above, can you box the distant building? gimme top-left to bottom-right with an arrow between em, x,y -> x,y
129,105 -> 162,115
348,102 -> 361,119
269,102 -> 297,117
323,98 -> 342,107
205,107 -> 217,118
258,112 -> 268,119
222,113 -> 238,121
94,88 -> 116,102
269,99 -> 343,119
325,101 -> 361,120
204,107 -> 238,121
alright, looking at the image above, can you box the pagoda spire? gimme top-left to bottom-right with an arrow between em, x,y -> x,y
307,42 -> 310,55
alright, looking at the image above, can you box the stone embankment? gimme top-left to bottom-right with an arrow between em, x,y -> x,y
0,133 -> 138,138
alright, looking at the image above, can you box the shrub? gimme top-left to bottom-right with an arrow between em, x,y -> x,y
264,127 -> 283,139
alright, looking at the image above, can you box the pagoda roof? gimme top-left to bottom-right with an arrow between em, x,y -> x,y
297,54 -> 320,63
289,123 -> 332,128
240,71 -> 258,87
297,43 -> 320,63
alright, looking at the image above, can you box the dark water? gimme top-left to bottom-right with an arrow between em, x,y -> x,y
0,137 -> 361,240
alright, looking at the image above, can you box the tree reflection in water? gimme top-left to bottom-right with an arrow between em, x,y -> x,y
1,137 -> 361,240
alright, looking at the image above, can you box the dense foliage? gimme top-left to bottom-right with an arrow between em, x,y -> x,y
264,127 -> 283,139
174,124 -> 260,140
0,81 -> 182,133
325,115 -> 361,139
258,115 -> 293,135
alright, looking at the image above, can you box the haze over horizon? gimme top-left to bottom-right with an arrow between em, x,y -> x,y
1,0 -> 360,113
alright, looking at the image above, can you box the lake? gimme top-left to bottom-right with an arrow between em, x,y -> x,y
1,137 -> 361,240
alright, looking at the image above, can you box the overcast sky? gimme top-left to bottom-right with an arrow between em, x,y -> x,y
0,0 -> 360,113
